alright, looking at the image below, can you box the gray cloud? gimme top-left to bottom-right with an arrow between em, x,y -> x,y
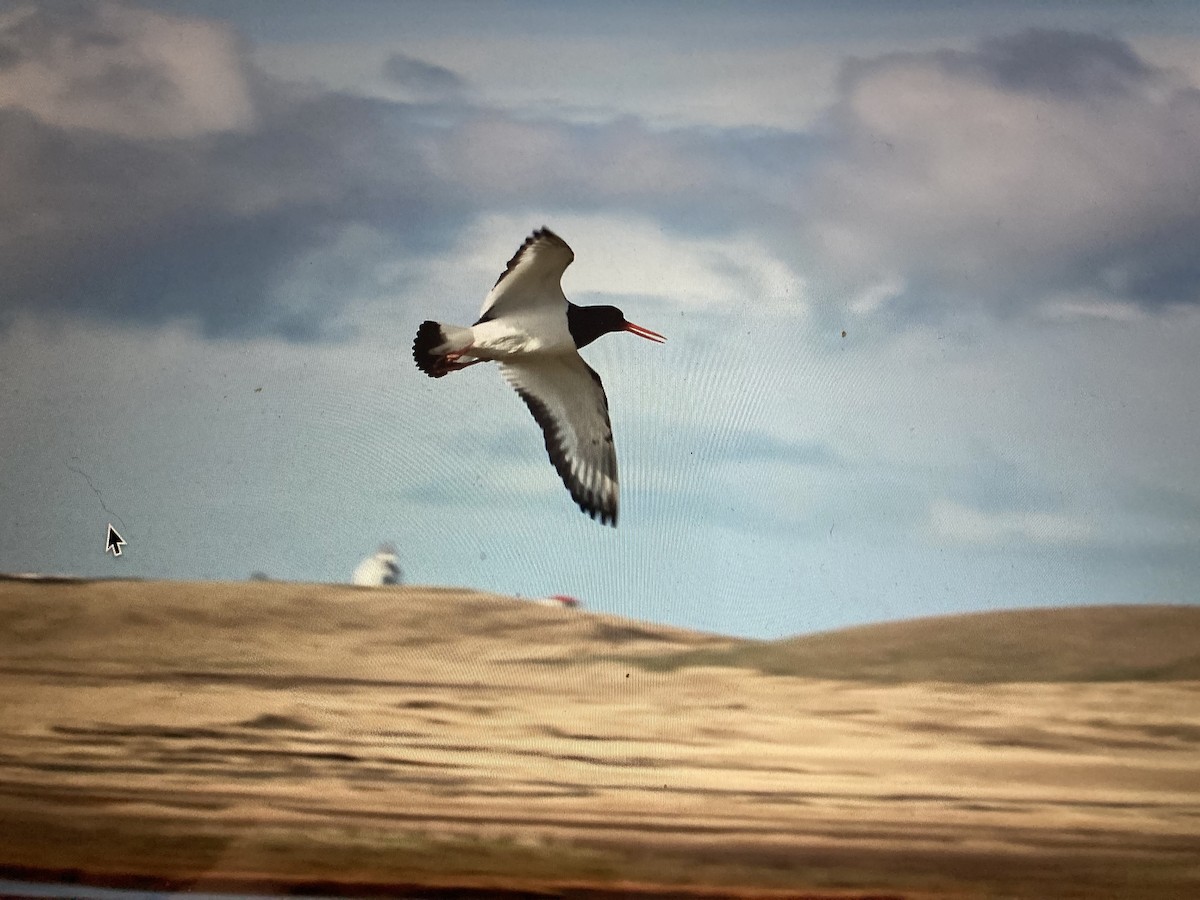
2,2 -> 178,106
973,29 -> 1156,98
0,2 -> 805,341
0,90 -> 465,339
0,3 -> 471,339
0,2 -> 257,137
804,28 -> 1200,319
383,52 -> 467,100
8,6 -> 1194,344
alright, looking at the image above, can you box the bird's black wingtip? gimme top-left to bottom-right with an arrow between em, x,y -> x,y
507,383 -> 618,528
582,502 -> 618,528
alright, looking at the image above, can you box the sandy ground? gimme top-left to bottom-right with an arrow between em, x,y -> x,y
0,579 -> 1197,899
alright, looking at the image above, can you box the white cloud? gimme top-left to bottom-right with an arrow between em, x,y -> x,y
0,2 -> 460,340
801,29 -> 1200,316
847,275 -> 906,316
0,2 -> 818,341
0,2 -> 255,138
1038,292 -> 1147,323
255,37 -> 850,131
547,213 -> 803,313
386,211 -> 805,319
425,114 -> 718,202
1131,36 -> 1200,91
929,499 -> 1095,547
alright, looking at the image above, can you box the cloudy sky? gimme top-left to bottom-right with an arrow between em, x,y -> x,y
2,0 -> 1199,637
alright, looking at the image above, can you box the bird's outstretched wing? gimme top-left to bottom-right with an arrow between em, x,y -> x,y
477,228 -> 575,323
499,354 -> 618,526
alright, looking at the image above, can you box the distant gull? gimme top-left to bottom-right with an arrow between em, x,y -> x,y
351,544 -> 402,586
413,228 -> 665,526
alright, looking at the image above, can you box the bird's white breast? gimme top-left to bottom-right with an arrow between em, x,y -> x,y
470,311 -> 574,359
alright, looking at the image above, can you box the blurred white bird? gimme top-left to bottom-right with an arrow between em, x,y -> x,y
351,543 -> 402,586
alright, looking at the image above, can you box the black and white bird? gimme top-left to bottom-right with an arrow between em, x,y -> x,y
351,543 -> 402,586
412,228 -> 664,526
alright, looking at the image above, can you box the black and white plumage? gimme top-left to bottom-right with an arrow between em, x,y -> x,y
351,543 -> 402,586
412,228 -> 664,526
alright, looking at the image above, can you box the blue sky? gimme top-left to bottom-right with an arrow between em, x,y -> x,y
1,1 -> 1198,637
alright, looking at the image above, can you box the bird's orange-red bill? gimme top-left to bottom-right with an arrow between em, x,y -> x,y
623,321 -> 666,343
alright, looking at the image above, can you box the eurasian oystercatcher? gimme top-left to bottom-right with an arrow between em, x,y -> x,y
413,228 -> 665,526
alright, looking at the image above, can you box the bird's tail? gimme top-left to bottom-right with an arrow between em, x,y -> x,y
413,320 -> 475,378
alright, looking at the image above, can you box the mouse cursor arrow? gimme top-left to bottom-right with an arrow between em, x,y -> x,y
106,524 -> 126,557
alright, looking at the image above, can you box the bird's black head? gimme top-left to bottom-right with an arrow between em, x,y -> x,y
567,303 -> 666,349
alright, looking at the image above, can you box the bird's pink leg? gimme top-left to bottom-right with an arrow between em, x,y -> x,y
442,357 -> 485,372
444,341 -> 472,361
441,343 -> 483,373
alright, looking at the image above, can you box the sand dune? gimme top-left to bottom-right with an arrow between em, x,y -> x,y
0,579 -> 1197,899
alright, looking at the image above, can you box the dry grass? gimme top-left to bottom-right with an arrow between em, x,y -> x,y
630,605 -> 1200,682
0,578 -> 1198,899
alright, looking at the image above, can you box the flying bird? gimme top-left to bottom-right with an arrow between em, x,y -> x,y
412,228 -> 665,526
